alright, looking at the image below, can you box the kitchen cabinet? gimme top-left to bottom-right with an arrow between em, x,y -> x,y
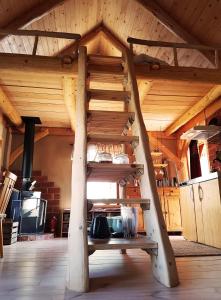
160,187 -> 182,232
180,185 -> 197,241
180,175 -> 221,248
126,185 -> 182,232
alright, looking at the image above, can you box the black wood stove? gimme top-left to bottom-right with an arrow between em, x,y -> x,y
9,117 -> 47,234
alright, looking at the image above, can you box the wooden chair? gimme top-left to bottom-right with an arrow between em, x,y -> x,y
0,171 -> 17,258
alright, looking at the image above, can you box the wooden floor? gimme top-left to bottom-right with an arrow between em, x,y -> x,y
1,239 -> 221,299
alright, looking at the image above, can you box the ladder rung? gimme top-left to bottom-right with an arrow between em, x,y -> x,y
87,162 -> 144,182
88,236 -> 158,251
88,89 -> 130,102
88,55 -> 123,65
87,134 -> 139,145
88,198 -> 150,206
88,64 -> 124,74
87,110 -> 135,135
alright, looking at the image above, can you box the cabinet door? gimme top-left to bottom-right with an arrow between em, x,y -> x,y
166,196 -> 182,231
193,183 -> 205,244
200,179 -> 221,248
180,185 -> 197,241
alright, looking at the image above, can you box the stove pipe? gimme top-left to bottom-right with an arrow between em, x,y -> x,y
21,117 -> 41,191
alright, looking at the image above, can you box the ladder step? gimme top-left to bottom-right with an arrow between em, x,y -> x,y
88,89 -> 130,102
88,64 -> 123,74
87,162 -> 144,182
87,134 -> 139,145
88,198 -> 150,206
88,236 -> 157,251
88,55 -> 123,65
87,110 -> 135,135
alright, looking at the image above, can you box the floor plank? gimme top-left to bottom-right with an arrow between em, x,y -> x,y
1,239 -> 221,299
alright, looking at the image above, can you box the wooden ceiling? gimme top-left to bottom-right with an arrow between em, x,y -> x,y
0,0 -> 220,131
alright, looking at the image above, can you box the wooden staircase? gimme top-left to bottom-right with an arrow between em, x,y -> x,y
67,48 -> 179,292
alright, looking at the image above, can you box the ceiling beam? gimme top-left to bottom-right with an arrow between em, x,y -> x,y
1,53 -> 221,84
0,87 -> 22,127
135,0 -> 215,66
63,77 -> 76,132
0,0 -> 65,40
165,85 -> 221,135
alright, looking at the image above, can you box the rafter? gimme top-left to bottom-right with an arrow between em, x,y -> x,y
135,0 -> 215,67
0,0 -> 65,40
165,85 -> 221,135
0,87 -> 22,127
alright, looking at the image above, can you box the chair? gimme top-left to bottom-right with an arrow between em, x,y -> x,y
0,171 -> 17,258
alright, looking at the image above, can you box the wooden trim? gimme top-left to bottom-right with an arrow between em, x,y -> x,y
135,0 -> 215,66
63,77 -> 76,131
9,129 -> 49,167
165,85 -> 221,135
0,87 -> 22,127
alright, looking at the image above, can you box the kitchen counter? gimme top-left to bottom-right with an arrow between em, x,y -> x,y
180,171 -> 221,186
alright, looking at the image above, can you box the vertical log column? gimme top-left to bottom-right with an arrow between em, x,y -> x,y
67,46 -> 89,292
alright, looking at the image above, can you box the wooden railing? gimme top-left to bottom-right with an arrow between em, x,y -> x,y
0,29 -> 81,56
127,37 -> 220,68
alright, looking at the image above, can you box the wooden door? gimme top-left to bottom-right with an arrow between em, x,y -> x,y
193,183 -> 205,244
200,179 -> 221,248
180,185 -> 197,241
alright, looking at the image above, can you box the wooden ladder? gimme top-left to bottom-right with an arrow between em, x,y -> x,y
67,47 -> 179,292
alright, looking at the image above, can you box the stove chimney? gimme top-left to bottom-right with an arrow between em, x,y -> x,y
21,116 -> 41,190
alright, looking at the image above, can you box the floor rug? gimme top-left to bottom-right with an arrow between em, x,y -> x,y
170,236 -> 221,257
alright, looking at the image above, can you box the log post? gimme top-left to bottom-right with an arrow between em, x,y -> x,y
66,46 -> 89,292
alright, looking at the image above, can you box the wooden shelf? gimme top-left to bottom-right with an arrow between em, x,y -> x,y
151,151 -> 163,157
87,110 -> 134,135
154,163 -> 168,168
88,198 -> 150,206
88,236 -> 157,251
87,134 -> 139,145
87,162 -> 144,182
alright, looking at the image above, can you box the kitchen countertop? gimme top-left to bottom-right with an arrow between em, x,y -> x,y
180,171 -> 221,186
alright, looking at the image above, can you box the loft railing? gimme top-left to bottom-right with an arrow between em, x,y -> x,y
127,37 -> 220,69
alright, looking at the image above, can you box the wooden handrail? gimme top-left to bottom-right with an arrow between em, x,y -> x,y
127,37 -> 220,69
127,37 -> 221,51
0,29 -> 81,40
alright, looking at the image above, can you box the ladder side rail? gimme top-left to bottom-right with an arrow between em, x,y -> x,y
67,46 -> 89,292
123,48 -> 179,287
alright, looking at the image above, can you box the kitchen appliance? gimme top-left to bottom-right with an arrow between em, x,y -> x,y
90,215 -> 111,239
180,125 -> 221,140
